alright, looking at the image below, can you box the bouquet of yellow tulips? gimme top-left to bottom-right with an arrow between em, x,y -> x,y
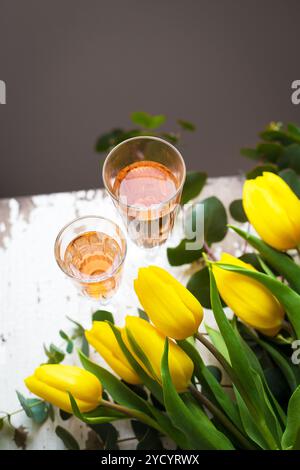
19,121 -> 300,450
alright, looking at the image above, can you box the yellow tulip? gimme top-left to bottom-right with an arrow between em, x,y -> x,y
85,321 -> 141,385
243,172 -> 300,251
212,253 -> 285,336
134,265 -> 203,340
122,316 -> 194,392
25,364 -> 102,413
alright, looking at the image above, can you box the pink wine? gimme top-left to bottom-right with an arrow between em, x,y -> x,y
113,161 -> 180,248
64,231 -> 123,300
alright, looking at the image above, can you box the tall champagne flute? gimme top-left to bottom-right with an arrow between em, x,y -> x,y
102,136 -> 186,250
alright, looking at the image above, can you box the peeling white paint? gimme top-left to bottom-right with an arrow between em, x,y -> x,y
0,178 -> 245,449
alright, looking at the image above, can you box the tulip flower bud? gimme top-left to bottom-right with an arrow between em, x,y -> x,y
85,321 -> 141,385
25,364 -> 102,413
243,172 -> 300,251
134,265 -> 203,340
213,253 -> 285,336
122,316 -> 194,392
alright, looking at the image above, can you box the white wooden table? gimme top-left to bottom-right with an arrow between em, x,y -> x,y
0,176 -> 245,450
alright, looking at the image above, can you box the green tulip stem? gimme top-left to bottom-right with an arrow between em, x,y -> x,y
188,385 -> 257,450
101,399 -> 163,434
195,332 -> 233,379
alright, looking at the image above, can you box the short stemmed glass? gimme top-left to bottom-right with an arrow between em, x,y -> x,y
54,216 -> 127,305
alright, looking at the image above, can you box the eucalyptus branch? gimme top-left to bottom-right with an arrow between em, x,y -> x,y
203,242 -> 217,261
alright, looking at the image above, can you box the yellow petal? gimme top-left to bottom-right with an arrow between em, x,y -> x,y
123,316 -> 193,391
24,375 -> 99,413
85,322 -> 141,384
34,365 -> 102,403
148,266 -> 203,318
213,253 -> 284,332
135,267 -> 200,339
243,173 -> 300,250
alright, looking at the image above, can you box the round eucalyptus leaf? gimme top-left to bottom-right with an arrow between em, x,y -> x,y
246,164 -> 278,180
279,168 -> 300,197
92,310 -> 114,324
229,199 -> 248,223
187,267 -> 211,309
203,196 -> 227,245
55,425 -> 80,450
167,239 -> 203,266
181,171 -> 207,205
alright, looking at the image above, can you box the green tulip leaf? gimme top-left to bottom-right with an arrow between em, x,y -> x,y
121,328 -> 194,444
230,321 -> 287,429
79,337 -> 188,447
205,325 -> 230,363
108,323 -> 164,403
181,171 -> 207,205
237,323 -> 299,392
167,239 -> 203,266
69,394 -> 126,425
234,390 -> 269,449
161,340 -> 234,450
78,350 -> 151,416
208,268 -> 283,449
230,225 -> 300,294
178,339 -> 242,430
282,386 -> 300,449
229,199 -> 248,223
125,329 -> 160,383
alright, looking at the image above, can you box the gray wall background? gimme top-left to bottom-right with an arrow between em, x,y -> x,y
0,0 -> 299,198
